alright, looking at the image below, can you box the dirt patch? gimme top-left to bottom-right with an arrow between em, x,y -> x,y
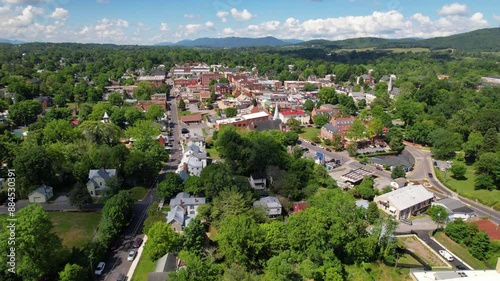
473,219 -> 500,240
398,236 -> 449,268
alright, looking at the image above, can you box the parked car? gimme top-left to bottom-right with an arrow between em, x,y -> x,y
428,173 -> 433,178
133,237 -> 143,248
127,249 -> 137,261
325,148 -> 332,152
311,143 -> 317,146
116,273 -> 126,281
94,262 -> 105,275
439,250 -> 454,261
181,128 -> 189,134
456,265 -> 467,270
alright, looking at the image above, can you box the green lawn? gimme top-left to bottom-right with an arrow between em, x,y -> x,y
49,212 -> 101,249
178,110 -> 192,117
397,253 -> 423,267
129,186 -> 149,201
131,253 -> 156,281
433,232 -> 490,269
299,127 -> 320,142
434,164 -> 500,210
206,147 -> 220,159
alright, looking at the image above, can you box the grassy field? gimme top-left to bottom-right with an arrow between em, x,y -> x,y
344,262 -> 412,281
299,127 -> 320,142
397,235 -> 449,269
128,186 -> 148,201
178,110 -> 192,117
386,48 -> 430,53
434,164 -> 500,210
433,232 -> 490,269
131,254 -> 156,281
397,253 -> 423,267
49,212 -> 101,249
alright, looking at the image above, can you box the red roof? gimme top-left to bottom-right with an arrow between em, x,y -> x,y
180,114 -> 202,122
293,201 -> 309,213
473,219 -> 500,240
70,120 -> 79,126
281,110 -> 305,116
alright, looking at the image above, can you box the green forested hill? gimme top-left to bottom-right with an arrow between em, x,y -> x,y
300,28 -> 500,51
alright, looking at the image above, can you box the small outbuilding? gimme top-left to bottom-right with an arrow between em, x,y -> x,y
28,184 -> 54,203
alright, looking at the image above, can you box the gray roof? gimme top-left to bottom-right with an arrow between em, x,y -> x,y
154,253 -> 177,273
88,168 -> 116,180
189,136 -> 205,143
356,199 -> 369,209
369,151 -> 413,169
253,196 -> 281,208
169,192 -> 206,209
178,171 -> 189,182
250,119 -> 283,131
378,184 -> 434,211
389,87 -> 401,96
322,123 -> 339,134
147,272 -> 169,281
250,172 -> 267,180
186,144 -> 201,154
28,184 -> 53,197
434,198 -> 474,214
166,205 -> 185,225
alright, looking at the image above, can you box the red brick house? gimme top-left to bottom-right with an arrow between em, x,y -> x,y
201,73 -> 221,86
180,114 -> 203,125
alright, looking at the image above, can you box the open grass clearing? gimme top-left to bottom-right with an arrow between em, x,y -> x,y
344,262 -> 412,281
397,235 -> 449,269
433,231 -> 490,269
434,164 -> 500,210
299,127 -> 320,142
130,253 -> 156,281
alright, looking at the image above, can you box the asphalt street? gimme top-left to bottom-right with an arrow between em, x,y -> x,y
101,82 -> 182,280
414,230 -> 471,270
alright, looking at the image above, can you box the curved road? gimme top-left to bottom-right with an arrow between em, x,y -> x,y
405,145 -> 500,225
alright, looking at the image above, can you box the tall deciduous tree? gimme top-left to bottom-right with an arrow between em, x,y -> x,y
313,115 -> 329,127
450,162 -> 467,179
0,205 -> 62,281
183,217 -> 205,256
391,166 -> 406,179
286,118 -> 302,134
58,263 -> 86,281
157,172 -> 183,200
7,100 -> 43,125
427,205 -> 448,227
144,221 -> 182,261
224,107 -> 237,117
68,182 -> 93,209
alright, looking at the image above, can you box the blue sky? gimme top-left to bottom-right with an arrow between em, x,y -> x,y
0,0 -> 498,44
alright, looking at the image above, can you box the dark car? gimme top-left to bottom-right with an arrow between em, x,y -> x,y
133,237 -> 143,248
456,265 -> 467,270
116,273 -> 127,281
428,173 -> 433,178
325,148 -> 332,152
181,128 -> 189,134
311,143 -> 317,146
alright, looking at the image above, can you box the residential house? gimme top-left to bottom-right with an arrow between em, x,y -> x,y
201,73 -> 221,86
147,253 -> 177,281
86,168 -> 117,197
28,184 -> 53,203
321,116 -> 356,143
481,76 -> 500,85
215,83 -> 231,95
390,178 -> 407,190
166,192 -> 206,232
432,198 -> 476,221
186,153 -> 207,176
188,136 -> 205,150
320,123 -> 340,141
249,172 -> 267,190
36,96 -> 53,109
374,184 -> 434,220
253,196 -> 282,217
278,109 -> 310,125
355,199 -> 370,210
137,75 -> 165,87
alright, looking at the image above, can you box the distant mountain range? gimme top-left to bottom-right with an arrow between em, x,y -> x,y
1,28 -> 499,51
156,36 -> 303,47
0,38 -> 25,44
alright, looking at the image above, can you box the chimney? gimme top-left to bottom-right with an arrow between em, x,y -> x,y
183,163 -> 187,172
179,199 -> 183,207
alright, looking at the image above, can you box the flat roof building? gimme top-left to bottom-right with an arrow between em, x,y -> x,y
374,184 -> 434,220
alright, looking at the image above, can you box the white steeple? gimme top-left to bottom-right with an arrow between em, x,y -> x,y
273,103 -> 279,120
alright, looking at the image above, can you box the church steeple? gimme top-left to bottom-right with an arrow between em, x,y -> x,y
273,103 -> 279,120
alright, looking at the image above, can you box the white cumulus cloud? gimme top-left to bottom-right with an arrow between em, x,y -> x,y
160,22 -> 169,31
49,7 -> 67,20
230,8 -> 255,21
438,3 -> 468,15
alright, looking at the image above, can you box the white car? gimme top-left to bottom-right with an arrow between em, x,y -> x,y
94,262 -> 105,275
127,249 -> 137,261
439,250 -> 454,261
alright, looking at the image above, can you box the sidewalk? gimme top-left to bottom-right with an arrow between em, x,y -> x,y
127,235 -> 148,280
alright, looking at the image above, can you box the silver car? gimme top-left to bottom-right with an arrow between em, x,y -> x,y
127,249 -> 137,262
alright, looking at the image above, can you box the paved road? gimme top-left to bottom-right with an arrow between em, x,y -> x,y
101,84 -> 183,281
414,230 -> 470,270
405,145 -> 500,225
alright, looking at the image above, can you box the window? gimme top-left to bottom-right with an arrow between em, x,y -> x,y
99,182 -> 102,186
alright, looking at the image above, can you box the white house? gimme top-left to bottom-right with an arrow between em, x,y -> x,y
28,184 -> 53,203
86,168 -> 117,197
166,192 -> 206,232
278,109 -> 310,125
374,184 -> 434,220
253,196 -> 282,217
186,152 -> 207,176
249,172 -> 267,190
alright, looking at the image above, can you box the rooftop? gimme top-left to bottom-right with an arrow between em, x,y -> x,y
411,269 -> 499,281
377,184 -> 434,211
253,196 -> 281,208
216,111 -> 269,125
341,167 -> 373,183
